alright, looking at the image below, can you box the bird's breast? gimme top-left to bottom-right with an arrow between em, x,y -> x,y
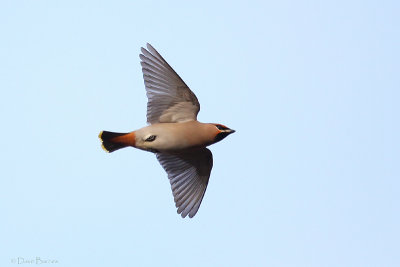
137,121 -> 216,153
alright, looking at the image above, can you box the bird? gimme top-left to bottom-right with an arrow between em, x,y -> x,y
98,43 -> 235,218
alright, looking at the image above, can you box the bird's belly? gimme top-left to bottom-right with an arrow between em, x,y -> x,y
151,124 -> 212,152
155,133 -> 200,152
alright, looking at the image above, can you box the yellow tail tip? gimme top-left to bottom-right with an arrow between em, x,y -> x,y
101,143 -> 110,153
98,131 -> 110,152
98,130 -> 131,153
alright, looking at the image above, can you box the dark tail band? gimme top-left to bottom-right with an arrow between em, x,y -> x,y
98,131 -> 134,153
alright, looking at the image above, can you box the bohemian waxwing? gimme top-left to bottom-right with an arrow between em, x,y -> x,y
99,43 -> 235,218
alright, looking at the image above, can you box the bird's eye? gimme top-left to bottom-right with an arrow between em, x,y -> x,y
145,135 -> 156,142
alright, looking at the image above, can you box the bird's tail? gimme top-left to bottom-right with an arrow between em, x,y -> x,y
98,131 -> 136,153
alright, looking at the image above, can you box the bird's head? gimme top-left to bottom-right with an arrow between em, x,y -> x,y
213,124 -> 235,143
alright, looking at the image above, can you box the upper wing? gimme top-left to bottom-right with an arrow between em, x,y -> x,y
156,148 -> 213,218
140,43 -> 200,124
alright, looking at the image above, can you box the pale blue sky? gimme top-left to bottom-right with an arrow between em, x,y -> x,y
1,1 -> 399,266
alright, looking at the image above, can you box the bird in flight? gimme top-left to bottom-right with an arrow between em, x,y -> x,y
99,43 -> 235,218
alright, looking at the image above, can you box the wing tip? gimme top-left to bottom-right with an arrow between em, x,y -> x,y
178,207 -> 199,219
146,42 -> 154,50
140,43 -> 154,54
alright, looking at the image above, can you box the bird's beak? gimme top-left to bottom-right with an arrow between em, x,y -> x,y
221,128 -> 235,134
214,127 -> 235,143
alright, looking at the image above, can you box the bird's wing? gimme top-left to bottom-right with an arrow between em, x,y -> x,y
156,148 -> 213,218
140,43 -> 200,124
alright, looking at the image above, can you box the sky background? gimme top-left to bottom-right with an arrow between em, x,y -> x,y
1,1 -> 399,266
